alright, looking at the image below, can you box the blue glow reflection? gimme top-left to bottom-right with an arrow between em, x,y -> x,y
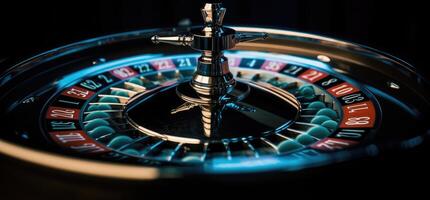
207,151 -> 334,173
57,54 -> 163,88
227,51 -> 333,72
58,51 -> 333,89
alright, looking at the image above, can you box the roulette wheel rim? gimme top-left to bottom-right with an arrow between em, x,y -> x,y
0,4 -> 429,181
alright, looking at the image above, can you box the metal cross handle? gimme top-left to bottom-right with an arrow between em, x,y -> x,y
151,3 -> 268,96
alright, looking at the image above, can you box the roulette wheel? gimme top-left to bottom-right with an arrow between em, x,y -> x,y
0,2 -> 429,198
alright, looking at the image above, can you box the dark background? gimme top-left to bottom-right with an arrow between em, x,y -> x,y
0,0 -> 428,76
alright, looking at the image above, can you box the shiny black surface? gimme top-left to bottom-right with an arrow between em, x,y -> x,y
126,81 -> 299,141
0,1 -> 428,197
0,27 -> 428,168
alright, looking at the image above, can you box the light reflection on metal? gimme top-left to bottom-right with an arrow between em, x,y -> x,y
151,3 -> 268,138
317,54 -> 331,62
